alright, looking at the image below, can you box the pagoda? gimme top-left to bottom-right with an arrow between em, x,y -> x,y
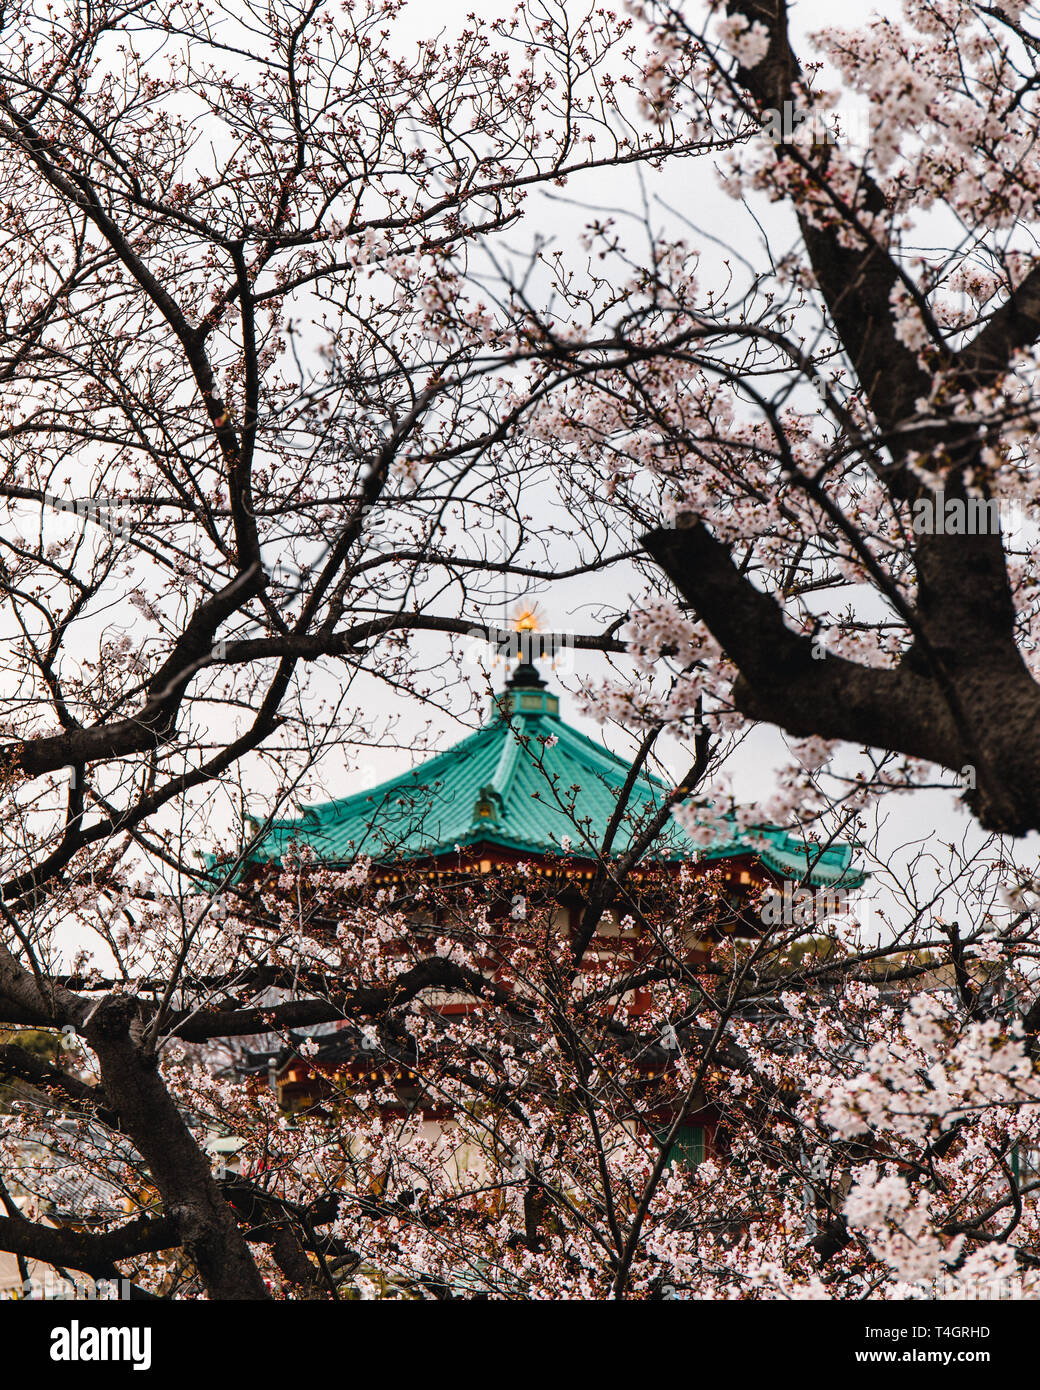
247,661 -> 862,901
236,663 -> 864,1121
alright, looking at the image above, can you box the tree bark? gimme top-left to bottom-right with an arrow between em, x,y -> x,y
85,995 -> 270,1300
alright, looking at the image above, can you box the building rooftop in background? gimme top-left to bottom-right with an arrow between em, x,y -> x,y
246,662 -> 863,891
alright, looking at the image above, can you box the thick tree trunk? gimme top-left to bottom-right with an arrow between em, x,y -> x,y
86,996 -> 269,1300
643,519 -> 1040,837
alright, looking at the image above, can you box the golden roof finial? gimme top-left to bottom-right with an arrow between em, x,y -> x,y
510,600 -> 541,634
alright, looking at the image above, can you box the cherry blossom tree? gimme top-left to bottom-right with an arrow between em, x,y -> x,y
0,0 -> 707,1299
244,846 -> 1040,1301
7,0 -> 1040,1305
519,0 -> 1040,836
9,787 -> 1040,1300
532,0 -> 1040,1302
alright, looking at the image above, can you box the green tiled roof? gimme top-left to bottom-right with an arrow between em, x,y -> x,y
248,668 -> 863,889
695,822 -> 864,888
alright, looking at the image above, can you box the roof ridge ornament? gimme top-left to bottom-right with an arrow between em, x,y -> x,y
472,785 -> 504,826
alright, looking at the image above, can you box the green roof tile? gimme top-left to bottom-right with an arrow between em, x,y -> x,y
248,667 -> 864,889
